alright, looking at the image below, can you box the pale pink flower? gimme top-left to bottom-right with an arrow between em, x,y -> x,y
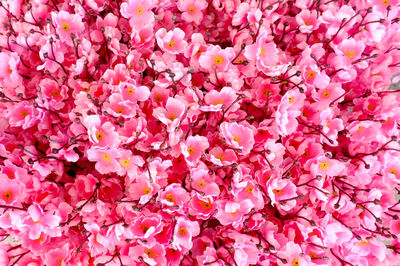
44,247 -> 70,266
119,81 -> 150,102
153,97 -> 187,132
129,243 -> 167,266
191,167 -> 220,197
267,177 -> 297,211
6,101 -> 38,129
0,52 -> 22,88
156,28 -> 188,54
51,11 -> 84,46
181,135 -> 209,165
310,155 -> 346,178
296,10 -> 320,33
199,45 -> 235,71
84,115 -> 120,148
0,179 -> 22,205
157,183 -> 190,212
220,122 -> 255,155
128,215 -> 163,239
207,146 -> 238,166
214,199 -> 254,228
126,174 -> 160,204
120,0 -> 155,30
202,86 -> 239,112
177,0 -> 208,25
87,147 -> 121,174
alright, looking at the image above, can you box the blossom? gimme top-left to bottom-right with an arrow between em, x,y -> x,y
52,11 -> 84,46
220,122 -> 255,155
172,217 -> 200,251
177,0 -> 208,25
155,28 -> 188,54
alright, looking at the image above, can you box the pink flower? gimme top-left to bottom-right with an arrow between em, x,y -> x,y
128,215 -> 163,239
6,101 -> 38,129
51,11 -> 84,46
177,0 -> 208,25
199,45 -> 235,71
202,86 -> 239,112
172,216 -> 200,251
83,223 -> 110,256
40,79 -> 67,110
126,174 -> 160,204
121,0 -> 155,29
310,155 -> 345,178
336,38 -> 365,62
84,115 -> 120,148
44,247 -> 70,266
24,204 -> 62,240
220,122 -> 255,155
157,183 -> 190,212
105,93 -> 136,118
191,167 -> 220,197
276,89 -> 306,136
296,10 -> 320,33
153,97 -> 187,132
267,177 -> 297,211
87,147 -> 121,174
129,243 -> 167,266
117,149 -> 144,178
278,242 -> 312,266
0,52 -> 22,88
188,193 -> 216,220
244,33 -> 281,75
0,179 -> 22,205
181,135 -> 209,165
207,146 -> 238,166
363,93 -> 382,115
214,199 -> 254,228
156,28 -> 188,54
119,81 -> 150,102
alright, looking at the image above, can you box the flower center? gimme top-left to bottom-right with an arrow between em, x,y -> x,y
166,193 -> 175,203
321,89 -> 331,98
101,153 -> 111,164
167,38 -> 176,49
288,96 -> 295,103
126,87 -> 134,95
318,161 -> 330,171
260,47 -> 268,57
212,55 -> 224,65
232,135 -> 240,144
120,158 -> 131,168
145,248 -> 158,258
136,4 -> 144,16
178,227 -> 187,237
96,130 -> 105,141
188,5 -> 196,14
142,187 -> 151,195
187,146 -> 196,155
273,189 -> 283,195
2,190 -> 13,201
61,22 -> 70,31
291,258 -> 299,266
344,49 -> 356,59
20,110 -> 29,118
197,179 -> 206,188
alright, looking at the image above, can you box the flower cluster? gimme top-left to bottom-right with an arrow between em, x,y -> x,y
0,0 -> 400,265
